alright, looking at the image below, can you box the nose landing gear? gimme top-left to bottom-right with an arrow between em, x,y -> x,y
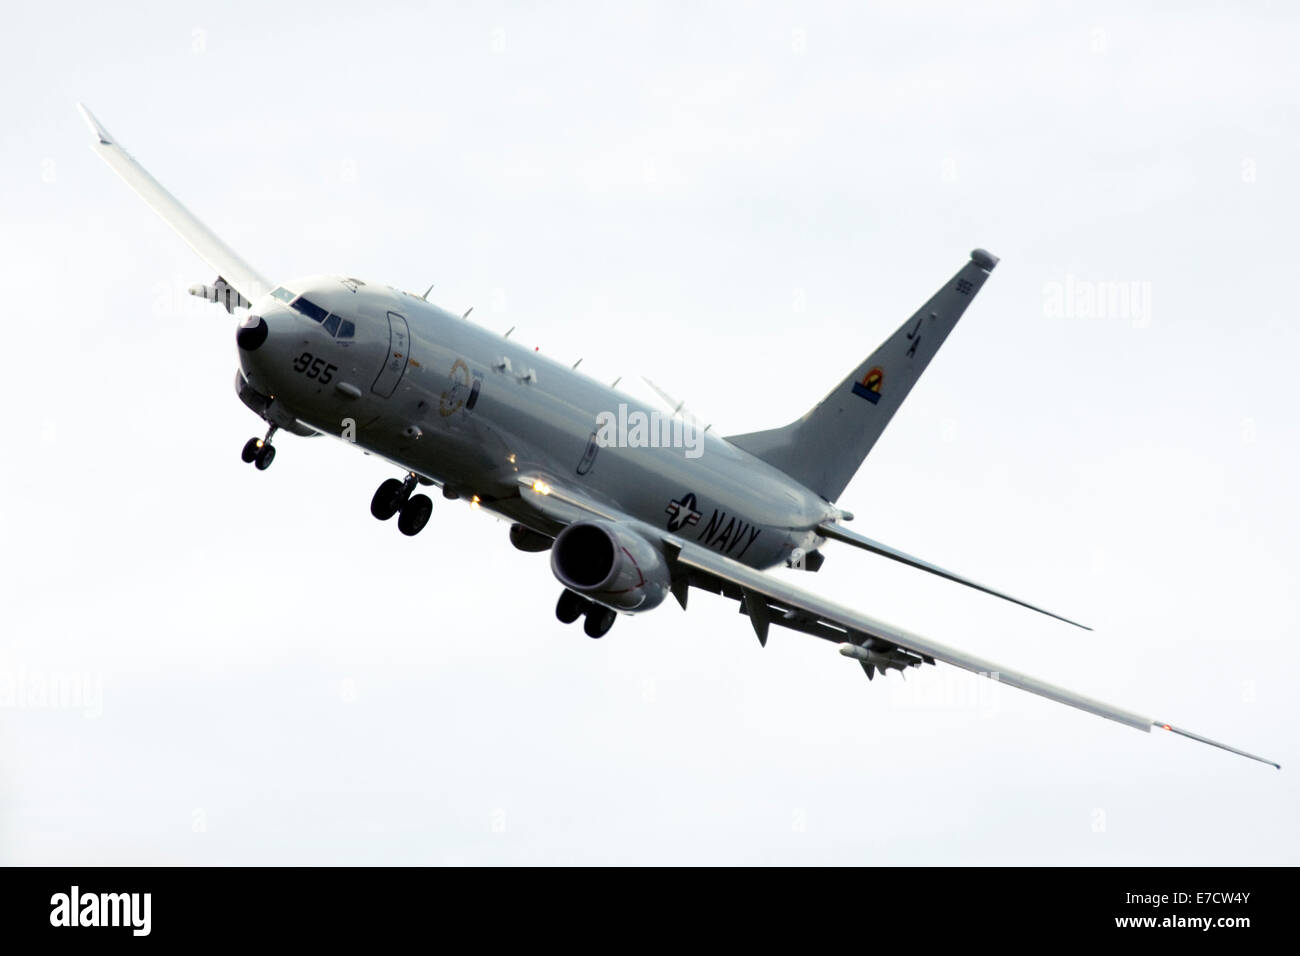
371,473 -> 433,536
241,425 -> 278,470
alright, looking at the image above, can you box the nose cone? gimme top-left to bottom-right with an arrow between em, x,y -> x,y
236,314 -> 269,351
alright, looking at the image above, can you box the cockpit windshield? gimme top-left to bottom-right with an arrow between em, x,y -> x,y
286,293 -> 355,340
290,296 -> 330,323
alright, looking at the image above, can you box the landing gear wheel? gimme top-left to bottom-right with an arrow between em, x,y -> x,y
583,606 -> 616,639
397,494 -> 433,536
556,590 -> 585,624
371,478 -> 408,520
245,425 -> 278,469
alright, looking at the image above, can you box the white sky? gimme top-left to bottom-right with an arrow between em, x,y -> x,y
1,1 -> 1297,864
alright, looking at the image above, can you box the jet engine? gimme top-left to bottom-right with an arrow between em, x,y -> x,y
550,521 -> 671,612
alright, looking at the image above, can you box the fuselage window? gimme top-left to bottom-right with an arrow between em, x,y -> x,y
337,320 -> 356,339
322,313 -> 340,336
271,286 -> 294,303
291,297 -> 329,323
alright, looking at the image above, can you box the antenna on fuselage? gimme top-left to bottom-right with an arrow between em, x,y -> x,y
421,284 -> 434,301
572,358 -> 583,369
463,306 -> 474,319
643,376 -> 713,432
504,326 -> 515,338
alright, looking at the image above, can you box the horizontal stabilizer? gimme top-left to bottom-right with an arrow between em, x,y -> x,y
818,521 -> 1089,630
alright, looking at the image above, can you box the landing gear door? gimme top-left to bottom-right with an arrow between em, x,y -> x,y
372,311 -> 410,398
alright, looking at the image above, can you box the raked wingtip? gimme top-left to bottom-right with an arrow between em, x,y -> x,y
1156,721 -> 1280,769
77,103 -> 112,144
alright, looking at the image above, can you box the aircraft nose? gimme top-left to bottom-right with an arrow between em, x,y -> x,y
236,313 -> 269,351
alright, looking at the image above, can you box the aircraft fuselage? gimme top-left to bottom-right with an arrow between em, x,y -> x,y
236,275 -> 833,572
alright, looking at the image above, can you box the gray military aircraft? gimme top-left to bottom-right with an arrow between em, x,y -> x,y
79,104 -> 1278,769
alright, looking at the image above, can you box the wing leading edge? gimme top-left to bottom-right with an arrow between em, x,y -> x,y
77,104 -> 271,303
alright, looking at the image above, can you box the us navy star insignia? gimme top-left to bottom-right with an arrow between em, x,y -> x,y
665,492 -> 702,532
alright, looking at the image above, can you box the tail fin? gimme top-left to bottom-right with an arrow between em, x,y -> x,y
727,249 -> 999,501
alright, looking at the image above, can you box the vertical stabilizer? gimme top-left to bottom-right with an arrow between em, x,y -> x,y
726,249 -> 998,501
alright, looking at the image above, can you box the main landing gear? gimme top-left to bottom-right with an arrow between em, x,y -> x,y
555,590 -> 617,638
371,473 -> 433,537
241,425 -> 278,471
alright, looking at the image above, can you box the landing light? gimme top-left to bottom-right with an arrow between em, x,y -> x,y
531,479 -> 552,496
471,495 -> 481,510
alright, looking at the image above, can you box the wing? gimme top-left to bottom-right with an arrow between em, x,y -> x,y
514,475 -> 1278,769
78,104 -> 272,303
816,521 -> 1090,630
671,540 -> 1277,768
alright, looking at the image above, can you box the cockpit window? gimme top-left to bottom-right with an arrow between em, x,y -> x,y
289,295 -> 354,338
270,286 -> 295,303
291,296 -> 330,323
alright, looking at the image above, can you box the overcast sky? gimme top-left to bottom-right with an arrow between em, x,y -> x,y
1,1 -> 1297,864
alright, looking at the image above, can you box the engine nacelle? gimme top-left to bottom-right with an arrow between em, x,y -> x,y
550,520 -> 671,613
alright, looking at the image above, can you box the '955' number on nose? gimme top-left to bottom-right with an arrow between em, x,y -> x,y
293,352 -> 338,385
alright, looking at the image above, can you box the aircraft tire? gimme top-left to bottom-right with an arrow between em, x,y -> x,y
556,590 -> 585,624
583,607 -> 616,639
371,479 -> 407,520
397,494 -> 433,536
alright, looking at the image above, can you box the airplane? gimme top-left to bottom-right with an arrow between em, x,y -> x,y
77,104 -> 1279,770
